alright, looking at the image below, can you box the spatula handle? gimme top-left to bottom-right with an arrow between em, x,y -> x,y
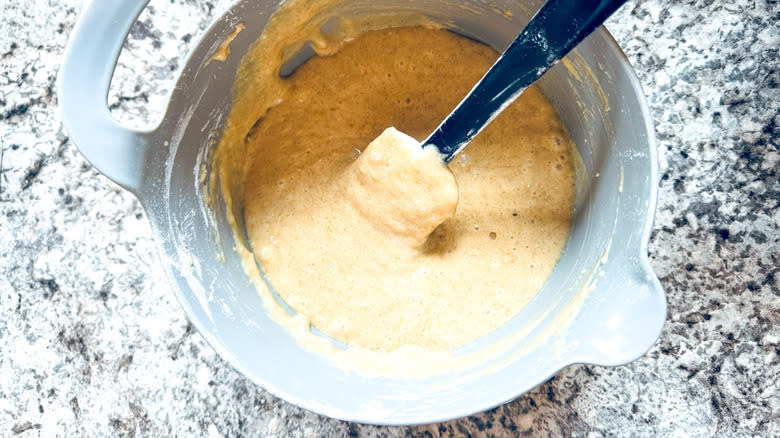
424,0 -> 629,161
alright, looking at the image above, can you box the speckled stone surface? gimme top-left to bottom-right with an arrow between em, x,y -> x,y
1,0 -> 778,436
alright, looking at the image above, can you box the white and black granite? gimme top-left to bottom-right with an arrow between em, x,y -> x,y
1,0 -> 777,436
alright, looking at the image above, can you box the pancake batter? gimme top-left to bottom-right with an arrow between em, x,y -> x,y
213,1 -> 577,361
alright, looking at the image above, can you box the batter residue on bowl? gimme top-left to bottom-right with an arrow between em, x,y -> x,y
214,2 -> 577,369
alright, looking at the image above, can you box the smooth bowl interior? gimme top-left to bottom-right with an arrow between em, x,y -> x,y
140,0 -> 665,425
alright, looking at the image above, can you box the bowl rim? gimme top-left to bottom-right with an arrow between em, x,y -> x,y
143,7 -> 662,427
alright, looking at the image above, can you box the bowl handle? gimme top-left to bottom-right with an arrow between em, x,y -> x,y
58,0 -> 152,193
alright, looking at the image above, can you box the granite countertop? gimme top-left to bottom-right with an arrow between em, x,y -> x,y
1,0 -> 778,436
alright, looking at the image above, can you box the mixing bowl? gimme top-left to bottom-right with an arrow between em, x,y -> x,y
59,0 -> 666,424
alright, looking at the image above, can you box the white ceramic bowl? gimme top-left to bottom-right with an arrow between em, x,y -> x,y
59,0 -> 666,424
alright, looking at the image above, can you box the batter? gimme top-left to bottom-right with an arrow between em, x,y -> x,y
214,3 -> 577,358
